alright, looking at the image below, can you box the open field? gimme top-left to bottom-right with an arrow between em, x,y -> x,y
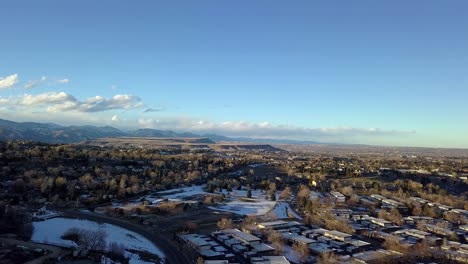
276,143 -> 468,158
83,137 -> 285,152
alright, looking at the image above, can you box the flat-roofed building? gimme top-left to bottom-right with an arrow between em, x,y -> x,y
179,234 -> 212,251
232,244 -> 248,253
330,191 -> 346,203
409,197 -> 430,205
368,217 -> 393,227
324,230 -> 352,242
397,229 -> 431,239
286,234 -> 314,245
346,239 -> 372,253
223,229 -> 261,245
257,220 -> 300,230
204,260 -> 229,264
424,224 -> 454,237
251,243 -> 275,254
381,198 -> 404,209
309,242 -> 335,255
353,249 -> 402,263
199,249 -> 225,260
370,194 -> 387,201
331,208 -> 353,219
251,256 -> 290,264
308,228 -> 328,236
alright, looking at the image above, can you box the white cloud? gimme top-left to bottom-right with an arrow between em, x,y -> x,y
21,92 -> 77,106
23,76 -> 69,89
144,106 -> 166,112
0,96 -> 11,104
137,117 -> 415,141
25,76 -> 47,89
0,74 -> 19,89
77,94 -> 143,112
6,91 -> 142,113
56,78 -> 69,84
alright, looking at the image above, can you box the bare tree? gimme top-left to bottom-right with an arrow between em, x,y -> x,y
217,218 -> 233,230
109,241 -> 126,259
280,187 -> 292,200
292,242 -> 310,263
317,252 -> 338,264
62,227 -> 107,251
267,230 -> 284,254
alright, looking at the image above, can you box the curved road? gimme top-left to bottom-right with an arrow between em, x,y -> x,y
0,238 -> 64,264
61,210 -> 192,264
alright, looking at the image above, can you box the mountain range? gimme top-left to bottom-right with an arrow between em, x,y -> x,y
0,118 -> 321,145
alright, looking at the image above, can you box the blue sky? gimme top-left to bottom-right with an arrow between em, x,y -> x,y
1,1 -> 467,147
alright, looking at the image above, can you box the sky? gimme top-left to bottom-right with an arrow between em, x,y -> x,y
1,1 -> 467,148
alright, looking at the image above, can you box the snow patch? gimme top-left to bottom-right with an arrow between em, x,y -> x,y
32,217 -> 165,264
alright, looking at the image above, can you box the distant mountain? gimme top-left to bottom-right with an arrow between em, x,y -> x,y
130,128 -> 178,138
0,118 -> 325,145
0,119 -> 125,143
0,118 -> 223,143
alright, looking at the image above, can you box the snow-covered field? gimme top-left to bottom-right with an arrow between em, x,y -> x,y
32,217 -> 165,264
211,199 -> 276,216
153,186 -> 301,217
155,185 -> 208,200
209,189 -> 277,216
108,185 -> 298,218
267,202 -> 303,220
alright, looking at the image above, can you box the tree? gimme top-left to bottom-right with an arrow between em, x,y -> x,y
340,186 -> 353,197
217,218 -> 233,230
184,222 -> 198,233
267,230 -> 284,254
422,204 -> 437,218
383,235 -> 405,253
412,205 -> 422,216
280,187 -> 292,200
317,252 -> 338,264
18,222 -> 34,240
292,242 -> 310,263
241,216 -> 257,230
14,178 -> 26,194
297,185 -> 310,200
268,182 -> 277,192
62,227 -> 107,251
203,196 -> 214,204
196,257 -> 205,264
109,242 -> 126,260
389,207 -> 403,225
449,231 -> 459,242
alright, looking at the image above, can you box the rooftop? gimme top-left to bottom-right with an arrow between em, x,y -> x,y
223,229 -> 261,243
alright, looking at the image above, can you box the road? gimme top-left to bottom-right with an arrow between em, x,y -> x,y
61,210 -> 192,264
0,237 -> 64,264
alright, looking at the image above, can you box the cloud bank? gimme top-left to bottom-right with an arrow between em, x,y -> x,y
137,118 -> 415,142
0,72 -> 416,145
0,74 -> 19,89
24,76 -> 69,89
2,92 -> 143,113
